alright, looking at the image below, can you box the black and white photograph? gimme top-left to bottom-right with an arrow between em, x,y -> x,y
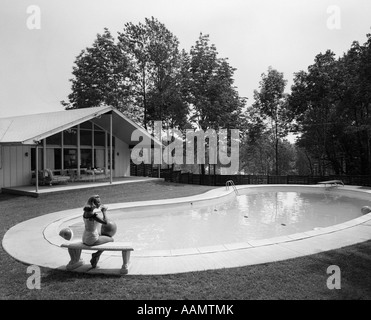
1,0 -> 371,305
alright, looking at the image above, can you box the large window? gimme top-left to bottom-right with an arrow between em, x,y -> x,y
80,122 -> 92,130
63,127 -> 77,145
81,149 -> 92,169
94,131 -> 105,146
46,133 -> 61,145
80,130 -> 92,146
41,121 -> 116,171
94,149 -> 105,168
108,149 -> 115,170
46,148 -> 62,170
54,149 -> 62,169
63,149 -> 77,169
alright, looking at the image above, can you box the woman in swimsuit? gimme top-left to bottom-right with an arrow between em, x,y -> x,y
82,195 -> 113,268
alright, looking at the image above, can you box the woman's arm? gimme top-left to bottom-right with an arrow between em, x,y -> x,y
84,211 -> 107,225
100,205 -> 108,220
93,212 -> 107,224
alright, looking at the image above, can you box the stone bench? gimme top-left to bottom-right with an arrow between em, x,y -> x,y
61,241 -> 134,274
317,180 -> 344,188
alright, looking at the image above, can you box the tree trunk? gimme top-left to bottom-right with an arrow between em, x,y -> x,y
275,121 -> 279,175
304,150 -> 313,175
142,66 -> 147,129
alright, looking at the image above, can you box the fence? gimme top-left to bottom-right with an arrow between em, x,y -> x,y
130,163 -> 371,187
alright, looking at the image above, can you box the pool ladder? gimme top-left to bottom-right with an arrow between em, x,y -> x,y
226,180 -> 239,196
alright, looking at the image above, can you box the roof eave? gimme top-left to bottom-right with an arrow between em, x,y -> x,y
22,106 -> 115,144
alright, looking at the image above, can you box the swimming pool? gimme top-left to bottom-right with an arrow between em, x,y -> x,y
67,186 -> 371,251
4,184 -> 371,275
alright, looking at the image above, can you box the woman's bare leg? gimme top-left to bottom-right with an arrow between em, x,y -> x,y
90,236 -> 113,268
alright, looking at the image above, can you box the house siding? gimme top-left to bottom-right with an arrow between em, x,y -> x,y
0,145 -> 31,188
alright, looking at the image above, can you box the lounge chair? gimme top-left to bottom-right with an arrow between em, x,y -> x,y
317,180 -> 344,188
31,170 -> 49,186
44,169 -> 70,185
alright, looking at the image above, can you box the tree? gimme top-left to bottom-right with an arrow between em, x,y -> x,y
240,104 -> 296,175
251,67 -> 289,175
288,51 -> 340,174
118,17 -> 189,130
187,33 -> 245,175
188,34 -> 245,131
62,18 -> 190,130
61,29 -> 137,118
338,36 -> 371,174
288,38 -> 371,175
240,130 -> 275,175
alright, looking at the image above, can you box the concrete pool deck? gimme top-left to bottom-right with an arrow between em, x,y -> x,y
2,184 -> 371,275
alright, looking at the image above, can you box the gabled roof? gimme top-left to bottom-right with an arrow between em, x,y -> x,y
0,106 -> 159,147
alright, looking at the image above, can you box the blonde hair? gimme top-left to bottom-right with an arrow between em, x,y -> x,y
85,195 -> 100,208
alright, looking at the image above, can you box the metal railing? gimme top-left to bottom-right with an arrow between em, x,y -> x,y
226,180 -> 239,195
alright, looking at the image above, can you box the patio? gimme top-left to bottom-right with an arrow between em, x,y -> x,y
1,176 -> 163,197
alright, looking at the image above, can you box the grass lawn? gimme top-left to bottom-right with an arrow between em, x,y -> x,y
1,180 -> 371,300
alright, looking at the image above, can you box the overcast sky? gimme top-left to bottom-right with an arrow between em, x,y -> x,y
0,0 -> 370,118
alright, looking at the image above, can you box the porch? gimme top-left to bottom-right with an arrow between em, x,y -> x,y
1,176 -> 163,197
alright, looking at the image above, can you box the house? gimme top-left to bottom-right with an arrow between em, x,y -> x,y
0,106 -> 158,191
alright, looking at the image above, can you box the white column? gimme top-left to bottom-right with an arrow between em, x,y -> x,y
110,113 -> 113,184
43,139 -> 46,170
61,132 -> 64,171
77,125 -> 80,179
35,145 -> 39,193
92,123 -> 95,168
105,131 -> 108,174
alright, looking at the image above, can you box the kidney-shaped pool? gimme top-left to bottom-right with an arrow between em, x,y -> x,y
65,186 -> 371,251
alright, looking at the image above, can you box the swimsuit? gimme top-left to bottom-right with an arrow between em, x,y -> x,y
82,213 -> 100,246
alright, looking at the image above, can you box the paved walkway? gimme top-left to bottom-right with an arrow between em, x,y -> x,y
2,185 -> 371,275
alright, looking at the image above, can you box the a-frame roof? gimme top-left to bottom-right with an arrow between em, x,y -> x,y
0,106 -> 159,147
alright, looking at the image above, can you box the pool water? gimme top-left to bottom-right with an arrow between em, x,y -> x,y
69,190 -> 370,251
